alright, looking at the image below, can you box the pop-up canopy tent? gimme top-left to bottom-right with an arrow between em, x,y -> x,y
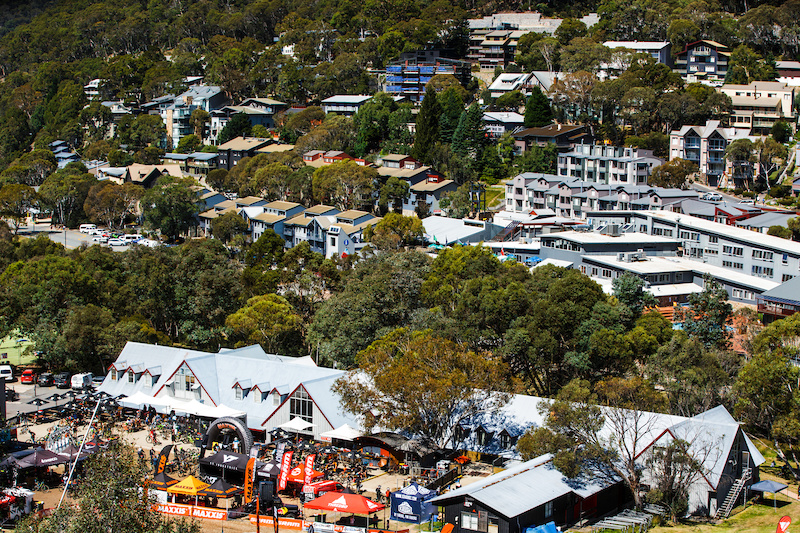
118,392 -> 245,418
750,479 -> 788,508
390,482 -> 437,524
149,472 -> 179,491
15,449 -> 68,468
319,424 -> 362,444
198,478 -> 241,498
278,417 -> 315,433
305,492 -> 385,514
167,475 -> 210,505
287,465 -> 324,484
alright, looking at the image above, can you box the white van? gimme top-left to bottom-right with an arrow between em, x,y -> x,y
79,224 -> 97,233
122,234 -> 143,243
0,365 -> 13,382
71,373 -> 93,390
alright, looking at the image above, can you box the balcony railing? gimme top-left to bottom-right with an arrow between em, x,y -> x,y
758,303 -> 800,317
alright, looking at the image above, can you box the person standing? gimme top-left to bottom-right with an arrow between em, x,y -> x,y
376,485 -> 382,503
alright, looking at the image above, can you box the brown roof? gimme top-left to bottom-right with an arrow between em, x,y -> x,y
218,137 -> 272,151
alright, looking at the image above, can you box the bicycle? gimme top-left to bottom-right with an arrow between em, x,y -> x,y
146,430 -> 160,445
33,480 -> 48,492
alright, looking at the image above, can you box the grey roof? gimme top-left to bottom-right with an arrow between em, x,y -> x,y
429,454 -> 617,517
667,405 -> 764,488
164,153 -> 189,161
178,85 -> 223,101
99,342 -> 355,433
680,199 -> 718,217
422,216 -> 501,244
321,95 -> 372,104
735,211 -> 796,229
188,152 -> 219,161
760,275 -> 800,302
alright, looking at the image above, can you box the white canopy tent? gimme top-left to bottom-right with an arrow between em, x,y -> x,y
319,423 -> 362,442
118,392 -> 246,419
278,417 -> 315,432
118,391 -> 173,413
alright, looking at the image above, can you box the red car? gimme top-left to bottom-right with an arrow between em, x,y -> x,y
19,370 -> 35,384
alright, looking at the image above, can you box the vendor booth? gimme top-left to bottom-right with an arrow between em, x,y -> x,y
390,482 -> 437,524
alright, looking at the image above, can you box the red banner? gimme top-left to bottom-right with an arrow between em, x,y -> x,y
777,516 -> 791,533
278,451 -> 293,491
246,517 -> 408,533
304,454 -> 316,485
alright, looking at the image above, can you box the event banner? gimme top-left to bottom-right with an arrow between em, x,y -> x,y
244,457 -> 256,503
278,450 -> 294,491
304,454 -> 316,485
156,503 -> 228,521
154,445 -> 173,476
248,515 -> 409,533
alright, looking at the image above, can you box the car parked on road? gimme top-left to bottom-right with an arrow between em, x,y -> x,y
108,238 -> 126,246
0,365 -> 14,383
71,373 -> 93,390
20,370 -> 35,384
92,235 -> 108,243
702,193 -> 723,201
54,372 -> 71,389
37,372 -> 54,387
91,375 -> 105,389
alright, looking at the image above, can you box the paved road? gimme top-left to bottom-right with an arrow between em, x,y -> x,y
16,222 -> 94,250
4,381 -> 67,417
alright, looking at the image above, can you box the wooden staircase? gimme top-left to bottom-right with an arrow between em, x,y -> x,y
714,467 -> 752,520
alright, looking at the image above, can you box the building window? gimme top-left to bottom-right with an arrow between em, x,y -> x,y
545,501 -> 554,518
254,390 -> 261,403
722,261 -> 743,269
752,250 -> 774,262
235,385 -> 244,400
461,513 -> 479,531
111,369 -> 117,381
128,371 -> 134,383
709,236 -> 718,244
290,388 -> 313,423
752,265 -> 774,278
273,392 -> 281,406
602,269 -> 612,278
143,375 -> 152,389
722,245 -> 743,256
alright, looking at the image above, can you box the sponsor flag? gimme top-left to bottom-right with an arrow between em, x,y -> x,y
278,451 -> 293,491
154,445 -> 173,476
303,454 -> 316,485
243,457 -> 256,503
777,516 -> 791,533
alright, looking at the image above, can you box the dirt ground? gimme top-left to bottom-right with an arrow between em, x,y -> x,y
17,418 -> 492,533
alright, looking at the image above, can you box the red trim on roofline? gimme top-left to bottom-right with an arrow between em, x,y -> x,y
260,383 -> 336,431
154,358 -> 218,407
634,427 -> 716,489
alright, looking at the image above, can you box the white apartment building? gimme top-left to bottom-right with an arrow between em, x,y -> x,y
557,145 -> 663,185
669,120 -> 756,187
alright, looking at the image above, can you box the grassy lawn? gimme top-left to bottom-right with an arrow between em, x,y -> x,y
648,436 -> 798,533
484,184 -> 506,210
649,496 -> 797,533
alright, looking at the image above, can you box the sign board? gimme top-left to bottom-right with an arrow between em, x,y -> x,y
156,503 -> 228,521
777,516 -> 791,533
